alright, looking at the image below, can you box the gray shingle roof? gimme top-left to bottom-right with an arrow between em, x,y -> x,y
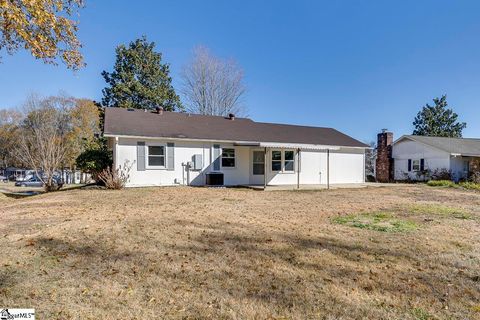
103,108 -> 368,148
399,135 -> 480,156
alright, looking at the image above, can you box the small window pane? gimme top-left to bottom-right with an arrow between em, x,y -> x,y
272,151 -> 281,160
253,151 -> 264,162
222,148 -> 235,158
221,148 -> 235,167
148,156 -> 165,166
284,151 -> 294,161
253,163 -> 264,175
149,146 -> 164,156
222,158 -> 235,167
284,160 -> 294,171
412,160 -> 420,171
272,161 -> 282,171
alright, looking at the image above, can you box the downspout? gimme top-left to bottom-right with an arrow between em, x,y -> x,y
327,149 -> 330,190
114,136 -> 119,169
363,149 -> 366,182
263,147 -> 267,190
297,148 -> 300,189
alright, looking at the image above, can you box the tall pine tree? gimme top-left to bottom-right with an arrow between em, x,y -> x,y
412,95 -> 466,137
101,36 -> 182,111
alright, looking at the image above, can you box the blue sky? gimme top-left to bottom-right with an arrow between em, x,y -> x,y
1,0 -> 479,143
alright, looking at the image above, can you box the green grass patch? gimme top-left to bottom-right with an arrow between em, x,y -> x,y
459,181 -> 480,191
333,211 -> 418,233
426,180 -> 456,188
409,204 -> 472,220
427,179 -> 480,192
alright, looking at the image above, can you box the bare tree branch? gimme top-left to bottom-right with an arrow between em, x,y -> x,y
16,94 -> 74,191
181,46 -> 247,117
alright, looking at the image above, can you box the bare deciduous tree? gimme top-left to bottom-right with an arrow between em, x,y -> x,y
181,46 -> 246,117
365,141 -> 376,182
17,95 -> 74,191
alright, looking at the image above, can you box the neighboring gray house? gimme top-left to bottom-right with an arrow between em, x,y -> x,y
392,135 -> 480,181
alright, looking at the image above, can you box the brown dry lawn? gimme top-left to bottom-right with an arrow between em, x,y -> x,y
0,185 -> 479,319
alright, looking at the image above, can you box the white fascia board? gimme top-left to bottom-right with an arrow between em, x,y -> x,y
104,134 -> 366,150
392,135 -> 415,145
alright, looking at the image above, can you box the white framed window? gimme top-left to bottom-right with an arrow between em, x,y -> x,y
271,150 -> 295,172
146,145 -> 166,168
271,150 -> 282,172
412,159 -> 420,171
284,150 -> 295,172
221,148 -> 235,168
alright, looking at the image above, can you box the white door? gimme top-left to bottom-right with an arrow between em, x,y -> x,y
250,150 -> 265,185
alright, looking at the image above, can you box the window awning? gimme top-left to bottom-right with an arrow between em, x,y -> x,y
259,142 -> 341,151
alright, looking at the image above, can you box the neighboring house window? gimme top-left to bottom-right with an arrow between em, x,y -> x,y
147,145 -> 165,167
271,150 -> 295,172
463,160 -> 470,173
271,150 -> 282,171
412,159 -> 420,171
221,148 -> 235,167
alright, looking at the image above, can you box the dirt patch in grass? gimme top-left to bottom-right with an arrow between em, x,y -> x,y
0,185 -> 479,319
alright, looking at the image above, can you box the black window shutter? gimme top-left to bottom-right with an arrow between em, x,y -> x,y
408,159 -> 412,172
420,159 -> 425,171
166,143 -> 174,170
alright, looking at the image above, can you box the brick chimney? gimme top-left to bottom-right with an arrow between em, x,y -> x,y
376,129 -> 394,183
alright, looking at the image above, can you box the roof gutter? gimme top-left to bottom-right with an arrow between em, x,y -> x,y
451,153 -> 480,157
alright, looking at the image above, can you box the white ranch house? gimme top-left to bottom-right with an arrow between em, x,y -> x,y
392,135 -> 480,181
103,108 -> 368,188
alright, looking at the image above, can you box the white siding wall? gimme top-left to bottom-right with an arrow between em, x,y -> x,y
392,139 -> 450,180
450,156 -> 472,181
113,137 -> 366,187
116,138 -> 212,187
329,149 -> 366,184
298,150 -> 324,184
257,148 -> 364,185
222,146 -> 250,186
